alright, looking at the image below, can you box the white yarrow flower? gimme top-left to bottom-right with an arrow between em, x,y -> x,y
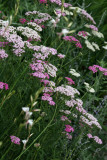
92,30 -> 104,38
69,69 -> 80,77
102,45 -> 107,50
88,88 -> 95,93
84,82 -> 95,93
85,40 -> 95,52
92,42 -> 100,50
64,10 -> 73,15
2,20 -> 9,26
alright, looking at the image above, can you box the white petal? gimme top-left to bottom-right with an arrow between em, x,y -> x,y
22,107 -> 29,112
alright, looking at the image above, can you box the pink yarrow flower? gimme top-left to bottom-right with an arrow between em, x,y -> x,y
19,18 -> 27,24
63,36 -> 82,48
89,65 -> 107,76
61,116 -> 71,123
65,77 -> 75,85
41,93 -> 55,106
78,31 -> 88,37
65,125 -> 74,133
61,116 -> 68,121
10,136 -> 20,145
0,82 -> 9,90
39,0 -> 47,3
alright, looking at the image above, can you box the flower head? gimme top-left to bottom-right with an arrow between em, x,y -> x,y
10,136 -> 20,145
69,69 -> 80,77
65,125 -> 74,133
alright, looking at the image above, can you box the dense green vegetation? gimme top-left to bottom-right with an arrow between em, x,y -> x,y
0,0 -> 107,160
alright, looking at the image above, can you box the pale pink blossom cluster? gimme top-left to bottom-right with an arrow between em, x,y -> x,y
30,60 -> 57,79
61,115 -> 71,123
81,10 -> 96,24
29,43 -> 58,106
60,109 -> 71,115
27,22 -> 42,31
17,26 -> 41,41
20,18 -> 45,29
44,63 -> 57,77
66,133 -> 72,139
41,93 -> 55,105
65,96 -> 102,129
43,87 -> 54,93
30,60 -> 49,79
42,86 -> 56,106
32,71 -> 48,79
89,65 -> 107,76
25,42 -> 57,59
63,3 -> 72,8
25,11 -> 52,24
0,27 -> 25,56
28,43 -> 58,80
65,98 -> 83,108
55,85 -> 80,98
0,82 -> 9,90
40,79 -> 50,86
55,10 -> 66,17
40,79 -> 55,87
55,82 -> 102,142
89,25 -> 98,31
0,49 -> 8,59
57,53 -> 65,58
80,115 -> 102,129
49,0 -> 72,8
25,11 -> 51,18
49,0 -> 62,6
63,36 -> 82,48
30,61 -> 45,72
87,134 -> 102,144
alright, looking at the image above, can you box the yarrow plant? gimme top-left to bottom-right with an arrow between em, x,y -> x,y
89,65 -> 107,76
0,0 -> 106,159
